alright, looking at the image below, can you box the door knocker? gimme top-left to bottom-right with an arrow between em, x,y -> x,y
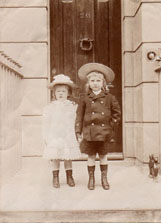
79,38 -> 94,51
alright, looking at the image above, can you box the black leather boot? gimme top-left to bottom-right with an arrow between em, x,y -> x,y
100,165 -> 110,190
52,170 -> 60,188
66,170 -> 75,187
88,166 -> 95,190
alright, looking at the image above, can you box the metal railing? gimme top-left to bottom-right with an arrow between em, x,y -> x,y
0,51 -> 23,150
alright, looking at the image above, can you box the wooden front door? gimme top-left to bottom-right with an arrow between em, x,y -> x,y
50,0 -> 122,153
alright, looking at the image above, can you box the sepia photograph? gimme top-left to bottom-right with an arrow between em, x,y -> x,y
0,0 -> 161,222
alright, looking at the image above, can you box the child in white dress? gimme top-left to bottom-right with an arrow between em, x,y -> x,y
42,74 -> 81,188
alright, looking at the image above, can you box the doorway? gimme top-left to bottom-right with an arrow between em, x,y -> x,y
50,0 -> 122,153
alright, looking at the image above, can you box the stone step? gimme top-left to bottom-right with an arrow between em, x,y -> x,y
1,209 -> 161,223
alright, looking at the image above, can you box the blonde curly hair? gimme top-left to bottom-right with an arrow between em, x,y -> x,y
85,71 -> 107,92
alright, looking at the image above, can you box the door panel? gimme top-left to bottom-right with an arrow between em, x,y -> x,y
95,0 -> 109,65
76,0 -> 94,88
76,0 -> 94,63
50,0 -> 122,153
108,0 -> 122,152
62,1 -> 76,80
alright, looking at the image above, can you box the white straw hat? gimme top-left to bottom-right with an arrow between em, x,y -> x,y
48,74 -> 78,89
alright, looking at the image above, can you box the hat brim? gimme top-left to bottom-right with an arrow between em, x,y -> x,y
78,63 -> 115,83
48,81 -> 78,90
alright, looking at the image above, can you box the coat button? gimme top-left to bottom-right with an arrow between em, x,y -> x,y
101,123 -> 105,126
101,112 -> 104,115
91,123 -> 95,126
92,101 -> 94,104
92,112 -> 95,115
100,101 -> 104,104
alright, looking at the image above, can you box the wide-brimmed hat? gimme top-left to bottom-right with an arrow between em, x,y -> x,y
48,74 -> 78,89
78,63 -> 115,83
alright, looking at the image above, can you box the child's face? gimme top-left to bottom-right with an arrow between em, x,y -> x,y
53,85 -> 69,101
88,73 -> 103,91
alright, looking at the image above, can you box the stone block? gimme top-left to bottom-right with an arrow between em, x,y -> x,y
0,141 -> 22,184
122,17 -> 133,52
142,83 -> 158,122
133,47 -> 143,86
133,83 -> 159,122
124,124 -> 135,158
21,116 -> 44,156
20,79 -> 48,115
0,43 -> 48,77
123,0 -> 141,17
134,85 -> 143,122
142,3 -> 161,43
0,0 -> 47,7
142,123 -> 159,162
0,8 -> 47,42
133,7 -> 142,50
124,88 -> 134,122
133,43 -> 159,85
135,123 -> 159,162
134,124 -> 144,162
124,53 -> 134,86
132,3 -> 161,49
142,43 -> 160,82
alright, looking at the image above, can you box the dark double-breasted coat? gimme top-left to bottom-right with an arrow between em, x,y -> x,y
75,90 -> 121,141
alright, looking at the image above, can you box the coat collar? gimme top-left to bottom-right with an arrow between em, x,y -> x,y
87,90 -> 108,99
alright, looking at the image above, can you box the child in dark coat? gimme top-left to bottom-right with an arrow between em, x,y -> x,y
75,63 -> 121,190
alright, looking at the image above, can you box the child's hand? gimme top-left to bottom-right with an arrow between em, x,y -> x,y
76,133 -> 82,143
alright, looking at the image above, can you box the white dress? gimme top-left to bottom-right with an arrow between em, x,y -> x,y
42,100 -> 81,160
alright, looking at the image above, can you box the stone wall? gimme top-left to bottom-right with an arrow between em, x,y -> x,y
122,0 -> 161,162
0,0 -> 50,158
